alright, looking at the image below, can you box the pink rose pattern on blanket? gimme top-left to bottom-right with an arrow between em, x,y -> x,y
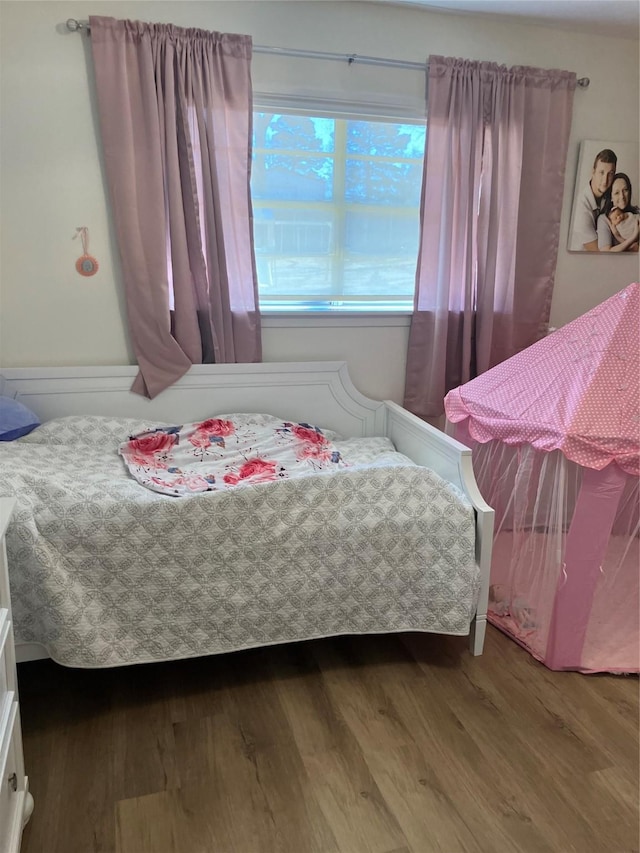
119,415 -> 349,496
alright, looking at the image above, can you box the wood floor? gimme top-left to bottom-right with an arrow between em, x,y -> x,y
16,626 -> 639,853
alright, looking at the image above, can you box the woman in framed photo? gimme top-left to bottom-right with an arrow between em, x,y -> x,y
597,173 -> 640,252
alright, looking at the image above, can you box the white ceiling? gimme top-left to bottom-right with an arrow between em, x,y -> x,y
379,0 -> 640,39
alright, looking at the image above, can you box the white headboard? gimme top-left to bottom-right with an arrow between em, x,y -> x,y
0,362 -> 387,438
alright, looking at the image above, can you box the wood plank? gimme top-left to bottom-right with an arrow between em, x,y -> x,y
313,637 -> 556,852
363,744 -> 487,853
116,791 -> 178,853
310,638 -> 417,751
173,664 -> 341,853
376,676 -> 563,852
406,626 -> 637,774
268,642 -> 410,852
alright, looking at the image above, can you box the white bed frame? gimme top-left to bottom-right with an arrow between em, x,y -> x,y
1,361 -> 493,662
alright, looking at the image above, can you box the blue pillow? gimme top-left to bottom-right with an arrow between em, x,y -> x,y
0,397 -> 40,441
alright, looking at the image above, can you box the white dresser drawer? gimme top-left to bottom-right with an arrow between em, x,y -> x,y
0,499 -> 31,852
0,696 -> 25,853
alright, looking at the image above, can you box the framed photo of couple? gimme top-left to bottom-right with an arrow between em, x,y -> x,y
568,139 -> 639,253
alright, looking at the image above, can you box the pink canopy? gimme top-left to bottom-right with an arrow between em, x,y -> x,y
445,282 -> 639,476
445,282 -> 639,672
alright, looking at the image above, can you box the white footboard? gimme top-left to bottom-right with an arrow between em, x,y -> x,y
384,401 -> 494,655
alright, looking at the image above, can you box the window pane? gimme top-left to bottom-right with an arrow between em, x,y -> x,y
254,208 -> 334,254
254,113 -> 334,153
342,210 -> 418,297
342,259 -> 417,297
256,257 -> 334,296
346,121 -> 426,158
345,159 -> 423,207
252,154 -> 333,202
344,210 -> 418,256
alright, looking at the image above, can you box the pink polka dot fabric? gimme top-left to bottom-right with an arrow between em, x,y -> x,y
445,283 -> 640,476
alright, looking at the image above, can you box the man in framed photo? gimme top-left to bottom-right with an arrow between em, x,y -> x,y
569,148 -> 617,251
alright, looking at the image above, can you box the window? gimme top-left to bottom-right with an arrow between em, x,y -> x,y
252,111 -> 426,312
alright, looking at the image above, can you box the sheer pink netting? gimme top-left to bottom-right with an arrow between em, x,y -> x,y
451,428 -> 639,673
445,283 -> 640,673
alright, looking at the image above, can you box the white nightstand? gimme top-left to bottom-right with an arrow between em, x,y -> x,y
0,498 -> 33,852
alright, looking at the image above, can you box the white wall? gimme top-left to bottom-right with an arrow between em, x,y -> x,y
1,1 -> 638,402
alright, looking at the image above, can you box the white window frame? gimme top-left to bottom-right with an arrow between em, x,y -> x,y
252,94 -> 426,316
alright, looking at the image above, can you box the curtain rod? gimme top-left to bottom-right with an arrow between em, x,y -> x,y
65,19 -> 590,87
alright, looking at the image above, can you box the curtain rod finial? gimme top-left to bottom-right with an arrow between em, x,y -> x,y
66,18 -> 89,33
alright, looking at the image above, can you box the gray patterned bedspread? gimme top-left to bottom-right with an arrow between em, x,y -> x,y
1,416 -> 479,667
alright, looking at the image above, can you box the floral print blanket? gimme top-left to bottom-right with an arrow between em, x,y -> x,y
119,414 -> 349,496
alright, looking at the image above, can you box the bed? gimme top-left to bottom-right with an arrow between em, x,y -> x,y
0,361 -> 493,669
